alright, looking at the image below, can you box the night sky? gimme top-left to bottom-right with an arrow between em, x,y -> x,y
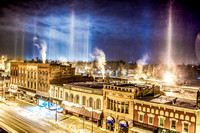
0,0 -> 200,64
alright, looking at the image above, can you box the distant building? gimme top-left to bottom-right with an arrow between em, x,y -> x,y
0,76 -> 10,99
9,62 -> 75,104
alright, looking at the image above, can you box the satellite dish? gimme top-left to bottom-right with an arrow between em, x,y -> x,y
195,33 -> 200,62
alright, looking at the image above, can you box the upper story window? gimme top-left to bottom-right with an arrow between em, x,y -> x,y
56,90 -> 58,97
148,114 -> 155,125
65,92 -> 68,101
158,117 -> 165,127
182,122 -> 190,133
89,97 -> 94,108
96,99 -> 101,110
170,119 -> 177,131
82,96 -> 86,106
138,112 -> 144,123
60,90 -> 62,99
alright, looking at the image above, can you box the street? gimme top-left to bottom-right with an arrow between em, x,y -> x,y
0,99 -> 110,133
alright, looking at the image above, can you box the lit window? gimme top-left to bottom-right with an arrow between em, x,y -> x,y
138,114 -> 144,122
159,117 -> 165,127
183,123 -> 189,133
60,91 -> 62,99
148,116 -> 154,125
171,120 -> 177,130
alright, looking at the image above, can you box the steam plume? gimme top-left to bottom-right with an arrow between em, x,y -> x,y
91,48 -> 106,79
33,37 -> 47,63
135,54 -> 149,79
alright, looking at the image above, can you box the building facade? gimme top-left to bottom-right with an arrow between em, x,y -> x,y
102,84 -> 140,133
50,82 -> 104,126
9,62 -> 75,104
132,96 -> 200,133
0,76 -> 10,99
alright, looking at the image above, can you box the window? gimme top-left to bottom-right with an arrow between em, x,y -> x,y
56,90 -> 58,97
75,95 -> 79,104
148,117 -> 154,125
171,120 -> 177,130
139,114 -> 144,122
183,123 -> 189,133
107,99 -> 110,109
117,101 -> 120,112
82,96 -> 86,105
60,91 -> 62,99
65,92 -> 68,101
125,102 -> 129,114
89,97 -> 94,108
70,94 -> 74,102
121,102 -> 124,113
96,99 -> 101,109
159,117 -> 165,127
114,100 -> 116,111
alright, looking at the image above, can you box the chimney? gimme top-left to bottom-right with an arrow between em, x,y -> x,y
172,97 -> 178,105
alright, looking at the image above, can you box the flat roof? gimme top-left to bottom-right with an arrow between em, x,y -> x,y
136,95 -> 197,109
66,82 -> 108,89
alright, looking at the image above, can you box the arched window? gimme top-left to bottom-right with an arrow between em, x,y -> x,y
96,99 -> 101,110
70,94 -> 74,103
56,90 -> 58,97
82,96 -> 86,106
89,97 -> 94,108
65,92 -> 68,101
60,90 -> 63,99
46,71 -> 48,81
75,95 -> 79,104
38,71 -> 41,79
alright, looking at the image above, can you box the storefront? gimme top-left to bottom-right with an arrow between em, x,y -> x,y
118,120 -> 129,133
38,98 -> 49,108
106,116 -> 115,131
49,98 -> 63,112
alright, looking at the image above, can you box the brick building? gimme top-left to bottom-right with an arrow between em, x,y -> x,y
9,62 -> 75,104
132,96 -> 200,133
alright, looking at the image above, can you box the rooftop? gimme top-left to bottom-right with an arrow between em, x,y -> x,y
66,82 -> 109,90
136,95 -> 197,109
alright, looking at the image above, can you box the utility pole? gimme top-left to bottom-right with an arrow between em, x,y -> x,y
91,105 -> 93,133
55,101 -> 58,122
3,77 -> 5,99
83,116 -> 84,132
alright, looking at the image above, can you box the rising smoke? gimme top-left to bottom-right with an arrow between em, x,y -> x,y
135,54 -> 149,80
91,48 -> 106,79
33,37 -> 47,63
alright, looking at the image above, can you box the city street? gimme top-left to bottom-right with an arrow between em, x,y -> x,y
0,99 -> 110,133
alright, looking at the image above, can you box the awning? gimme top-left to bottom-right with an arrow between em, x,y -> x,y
119,120 -> 129,127
26,92 -> 36,97
130,126 -> 154,133
8,88 -> 17,93
106,116 -> 115,123
35,95 -> 49,101
61,103 -> 102,120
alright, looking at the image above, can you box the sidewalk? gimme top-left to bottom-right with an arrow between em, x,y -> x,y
1,98 -> 110,133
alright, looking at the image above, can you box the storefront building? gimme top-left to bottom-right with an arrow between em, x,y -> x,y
10,62 -> 75,105
102,84 -> 140,133
132,96 -> 200,133
50,82 -> 104,126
